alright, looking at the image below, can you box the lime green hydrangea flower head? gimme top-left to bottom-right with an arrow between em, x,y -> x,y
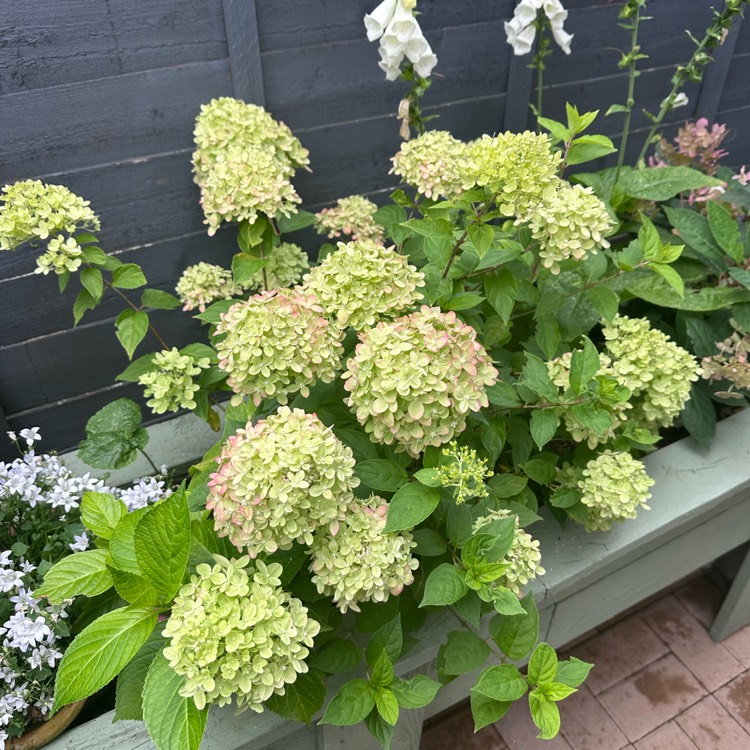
603,315 -> 700,429
243,242 -> 309,291
302,239 -> 424,331
310,496 -> 418,613
390,130 -> 468,198
215,288 -> 342,406
34,236 -> 84,276
436,442 -> 492,504
343,306 -> 499,456
176,262 -> 238,312
138,348 -> 210,414
460,132 -> 561,216
207,407 -> 359,556
314,195 -> 385,243
163,555 -> 320,712
521,182 -> 614,274
565,450 -> 654,532
192,97 -> 309,181
472,509 -> 545,595
0,180 -> 99,252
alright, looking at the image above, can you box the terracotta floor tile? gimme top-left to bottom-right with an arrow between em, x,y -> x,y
420,703 -> 507,750
495,697 -> 573,750
635,721 -> 698,750
716,670 -> 750,733
567,613 -> 669,695
675,576 -> 725,630
558,684 -> 629,750
676,695 -> 750,750
724,624 -> 750,669
598,654 -> 706,742
640,595 -> 743,691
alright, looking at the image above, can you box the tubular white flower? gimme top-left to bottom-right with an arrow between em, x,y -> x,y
365,0 -> 398,41
505,0 -> 573,56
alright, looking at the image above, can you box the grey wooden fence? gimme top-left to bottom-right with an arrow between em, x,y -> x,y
0,0 -> 748,457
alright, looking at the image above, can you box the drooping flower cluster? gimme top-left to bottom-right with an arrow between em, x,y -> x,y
302,239 -> 424,331
207,408 -> 358,556
472,510 -> 545,595
561,451 -> 654,532
701,328 -> 750,398
243,242 -> 309,291
391,130 -> 468,199
520,182 -> 614,274
602,315 -> 700,429
343,306 -> 498,456
460,132 -> 562,216
314,196 -> 385,243
215,289 -> 342,406
163,556 -> 319,713
505,0 -> 574,56
364,0 -> 438,81
137,348 -> 211,415
310,496 -> 418,612
0,180 -> 100,253
176,262 -> 237,312
436,442 -> 492,504
192,98 -> 308,234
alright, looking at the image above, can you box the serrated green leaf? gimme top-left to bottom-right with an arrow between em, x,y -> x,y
467,223 -> 494,258
530,410 -> 559,450
586,286 -> 619,321
626,272 -> 750,311
266,669 -> 326,724
390,674 -> 441,709
542,682 -> 578,701
682,381 -> 716,450
231,252 -> 266,286
486,382 -> 521,408
115,309 -> 149,360
370,650 -> 395,689
108,567 -> 161,607
529,690 -> 561,739
412,528 -> 448,557
366,616 -> 403,667
446,292 -> 485,311
472,665 -> 528,702
420,564 -> 468,607
384,483 -> 440,532
112,263 -> 147,290
470,691 -> 510,731
365,709 -> 395,749
650,262 -> 684,297
355,460 -> 408,492
311,639 -> 361,674
320,679 -> 375,726
555,656 -> 594,688
569,337 -> 600,394
491,594 -> 539,660
277,210 -> 316,234
80,267 -> 103,301
438,630 -> 490,676
73,288 -> 97,325
485,270 -> 518,323
81,492 -> 127,539
620,167 -> 723,201
141,288 -> 182,310
528,643 -> 558,686
491,587 -> 526,616
116,353 -> 157,382
566,134 -> 616,166
375,688 -> 399,726
535,316 -> 560,360
36,550 -> 113,604
115,622 -> 166,721
708,200 -> 744,263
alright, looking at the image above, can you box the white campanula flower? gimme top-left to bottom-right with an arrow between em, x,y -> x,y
0,553 -> 11,569
18,429 -> 40,448
505,0 -> 573,56
364,0 -> 438,81
69,532 -> 90,553
1,613 -> 51,652
0,570 -> 24,594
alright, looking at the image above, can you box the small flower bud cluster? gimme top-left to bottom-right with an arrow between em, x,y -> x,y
602,315 -> 700,429
343,306 -> 498,456
701,329 -> 750,398
138,348 -> 210,415
364,0 -> 438,81
391,130 -> 468,199
0,180 -> 99,253
215,289 -> 342,406
207,407 -> 358,556
505,0 -> 573,56
562,451 -> 654,532
176,262 -> 238,312
436,442 -> 492,504
302,239 -> 424,331
34,236 -> 84,276
310,496 -> 418,612
460,132 -> 562,216
243,242 -> 309,292
472,509 -> 545,594
192,98 -> 308,234
163,556 -> 320,712
520,182 -> 614,274
314,196 -> 385,243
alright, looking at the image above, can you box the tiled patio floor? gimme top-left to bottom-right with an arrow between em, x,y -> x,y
420,575 -> 750,749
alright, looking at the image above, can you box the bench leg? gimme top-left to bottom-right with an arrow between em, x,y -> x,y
316,707 -> 425,750
710,546 -> 750,641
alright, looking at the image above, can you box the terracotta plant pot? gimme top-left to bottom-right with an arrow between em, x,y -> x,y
9,701 -> 86,750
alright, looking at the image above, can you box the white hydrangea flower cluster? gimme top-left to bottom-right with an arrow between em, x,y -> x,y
343,306 -> 498,456
138,348 -> 211,415
34,236 -> 84,276
192,98 -> 309,235
163,556 -> 320,712
505,0 -> 573,56
435,442 -> 492,504
207,407 -> 358,556
314,196 -> 385,243
391,131 -> 468,199
472,509 -> 545,595
176,262 -> 238,312
215,288 -> 342,406
364,0 -> 438,81
603,315 -> 701,429
243,242 -> 309,291
310,496 -> 418,613
302,239 -> 424,331
521,182 -> 614,274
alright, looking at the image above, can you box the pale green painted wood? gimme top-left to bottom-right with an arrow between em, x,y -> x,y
711,545 -> 750,640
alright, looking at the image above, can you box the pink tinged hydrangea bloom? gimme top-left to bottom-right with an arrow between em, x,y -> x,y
176,262 -> 237,312
314,195 -> 385,243
342,306 -> 499,456
207,407 -> 359,556
242,242 -> 309,292
301,239 -> 424,331
214,288 -> 343,407
310,496 -> 418,612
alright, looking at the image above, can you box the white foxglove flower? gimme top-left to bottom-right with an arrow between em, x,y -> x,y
505,0 -> 573,56
365,0 -> 398,41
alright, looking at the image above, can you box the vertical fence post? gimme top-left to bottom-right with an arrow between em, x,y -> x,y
503,50 -> 535,133
222,0 -> 266,105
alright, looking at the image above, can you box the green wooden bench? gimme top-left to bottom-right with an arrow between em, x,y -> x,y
51,408 -> 750,750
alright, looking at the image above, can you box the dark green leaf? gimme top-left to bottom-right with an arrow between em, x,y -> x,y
420,564 -> 468,607
682,381 -> 716,450
114,622 -> 166,721
491,594 -> 539,660
586,285 -> 619,322
117,353 -> 157,382
112,263 -> 147,289
620,167 -> 723,201
569,337 -> 600,394
384,483 -> 440,532
115,309 -> 149,359
390,675 -> 441,709
277,210 -> 316,234
412,528 -> 448,556
708,201 -> 744,263
320,679 -> 375,726
266,669 -> 326,724
438,630 -> 490,676
485,270 -> 518,323
141,289 -> 182,310
366,616 -> 403,667
470,691 -> 510,731
355,460 -> 408,493
520,353 -> 558,402
81,267 -> 103,301
311,639 -> 361,674
530,410 -> 559,450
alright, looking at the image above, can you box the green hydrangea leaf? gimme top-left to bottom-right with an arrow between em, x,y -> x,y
355,460 -> 408,493
438,631 -> 491,677
375,688 -> 399,726
529,690 -> 561,739
266,669 -> 326,724
390,675 -> 441,709
420,564 -> 468,607
366,615 -> 403,667
491,593 -> 539,660
383,483 -> 440,532
470,691 -> 511,731
528,643 -> 558,686
36,550 -> 113,605
319,679 -> 376,726
81,491 -> 127,539
472,664 -> 528,702
555,657 -> 594,688
112,263 -> 148,289
310,639 -> 361,674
